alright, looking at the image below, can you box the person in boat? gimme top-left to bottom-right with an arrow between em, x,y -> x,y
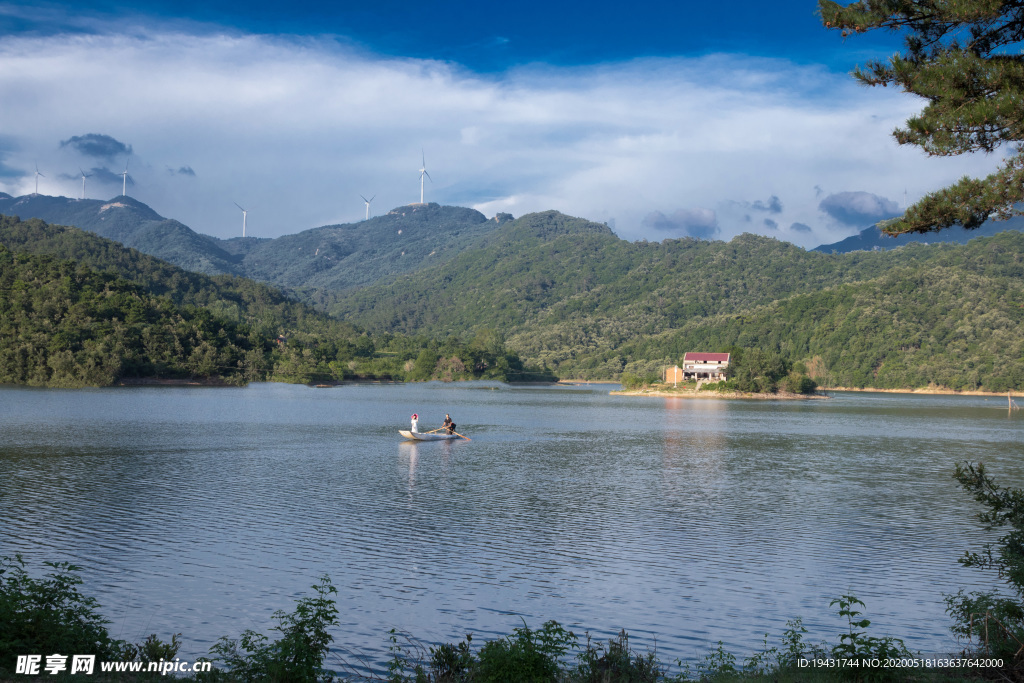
411,413 -> 419,433
442,414 -> 456,435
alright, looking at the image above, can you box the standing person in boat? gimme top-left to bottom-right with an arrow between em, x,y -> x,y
411,413 -> 419,433
442,413 -> 456,435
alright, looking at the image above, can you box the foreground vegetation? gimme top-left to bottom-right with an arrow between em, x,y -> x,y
5,461 -> 1023,682
0,216 -> 554,387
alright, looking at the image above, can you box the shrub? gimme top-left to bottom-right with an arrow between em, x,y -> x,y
474,620 -> 576,683
945,462 -> 1024,665
207,575 -> 339,682
0,555 -> 128,671
620,373 -> 644,390
829,594 -> 912,680
781,373 -> 818,394
574,629 -> 661,682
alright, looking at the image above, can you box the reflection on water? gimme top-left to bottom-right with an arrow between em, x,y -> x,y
0,383 -> 1021,670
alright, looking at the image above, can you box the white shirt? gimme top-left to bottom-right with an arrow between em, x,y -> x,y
411,417 -> 419,433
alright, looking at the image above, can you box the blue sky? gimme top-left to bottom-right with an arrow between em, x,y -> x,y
0,1 -> 1000,246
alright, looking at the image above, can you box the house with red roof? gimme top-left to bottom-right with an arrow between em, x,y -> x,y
682,352 -> 730,380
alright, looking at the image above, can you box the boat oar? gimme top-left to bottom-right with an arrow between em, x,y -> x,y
453,431 -> 471,441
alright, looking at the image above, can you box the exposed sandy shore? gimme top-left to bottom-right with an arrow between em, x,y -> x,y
828,386 -> 1023,397
115,377 -> 230,386
610,388 -> 827,400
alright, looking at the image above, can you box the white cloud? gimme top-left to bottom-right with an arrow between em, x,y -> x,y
0,29 -> 1002,247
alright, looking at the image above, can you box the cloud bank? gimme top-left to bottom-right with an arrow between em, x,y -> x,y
642,209 -> 719,239
0,29 -> 1000,246
60,133 -> 132,160
818,191 -> 900,226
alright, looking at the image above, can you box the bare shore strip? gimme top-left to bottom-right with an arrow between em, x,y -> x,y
609,387 -> 826,400
829,386 -> 1024,397
612,385 -> 1023,399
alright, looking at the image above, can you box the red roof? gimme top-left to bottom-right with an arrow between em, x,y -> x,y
683,352 -> 730,362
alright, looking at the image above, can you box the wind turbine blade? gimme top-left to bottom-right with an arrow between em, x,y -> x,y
359,194 -> 369,203
424,170 -> 432,182
369,195 -> 375,202
234,201 -> 246,212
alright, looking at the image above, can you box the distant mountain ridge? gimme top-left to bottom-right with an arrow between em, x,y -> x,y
0,194 -> 510,293
812,215 -> 1024,253
0,194 -> 242,274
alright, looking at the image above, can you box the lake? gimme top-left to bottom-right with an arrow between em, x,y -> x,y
1,382 -> 1021,674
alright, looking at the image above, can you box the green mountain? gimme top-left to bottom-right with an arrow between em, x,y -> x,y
812,215 -> 1024,253
6,196 -> 1022,391
325,211 -> 1024,391
0,194 -> 243,274
0,195 -> 509,293
0,215 -> 550,387
239,203 -> 509,292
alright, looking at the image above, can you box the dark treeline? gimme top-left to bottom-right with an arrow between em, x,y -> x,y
0,216 -> 552,387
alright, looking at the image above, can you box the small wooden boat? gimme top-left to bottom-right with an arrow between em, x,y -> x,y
399,430 -> 460,441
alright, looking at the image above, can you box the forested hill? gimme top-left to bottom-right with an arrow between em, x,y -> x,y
326,211 -> 1024,391
0,195 -> 509,292
0,216 -> 550,387
239,203 -> 508,292
0,194 -> 241,274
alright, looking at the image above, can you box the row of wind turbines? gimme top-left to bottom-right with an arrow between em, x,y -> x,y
30,150 -> 434,240
229,151 -> 433,238
33,161 -> 133,199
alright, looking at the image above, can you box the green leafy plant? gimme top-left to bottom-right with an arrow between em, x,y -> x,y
0,554 -> 127,671
473,620 -> 576,683
829,594 -> 912,681
574,629 -> 661,683
429,636 -> 474,682
208,575 -> 339,683
696,641 -> 737,680
945,461 -> 1024,664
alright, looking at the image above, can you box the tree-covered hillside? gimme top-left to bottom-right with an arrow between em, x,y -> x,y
240,203 -> 509,293
0,197 -> 509,294
326,211 -> 1024,391
0,216 -> 552,387
0,195 -> 242,275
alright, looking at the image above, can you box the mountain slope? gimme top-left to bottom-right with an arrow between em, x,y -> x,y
324,210 -> 1024,389
0,195 -> 508,293
812,215 -> 1024,253
239,203 -> 508,292
0,194 -> 242,275
0,215 -> 550,385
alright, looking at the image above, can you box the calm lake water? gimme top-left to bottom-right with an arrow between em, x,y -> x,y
1,382 -> 1022,673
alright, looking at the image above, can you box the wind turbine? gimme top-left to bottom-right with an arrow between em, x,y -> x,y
234,202 -> 248,237
119,161 -> 133,197
79,168 -> 92,200
360,193 -> 375,220
418,150 -> 431,204
34,163 -> 44,195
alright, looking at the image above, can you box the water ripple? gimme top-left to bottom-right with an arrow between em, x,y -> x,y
0,384 -> 1020,670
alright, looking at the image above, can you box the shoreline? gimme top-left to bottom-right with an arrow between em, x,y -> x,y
827,386 -> 1024,397
610,388 -> 827,400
